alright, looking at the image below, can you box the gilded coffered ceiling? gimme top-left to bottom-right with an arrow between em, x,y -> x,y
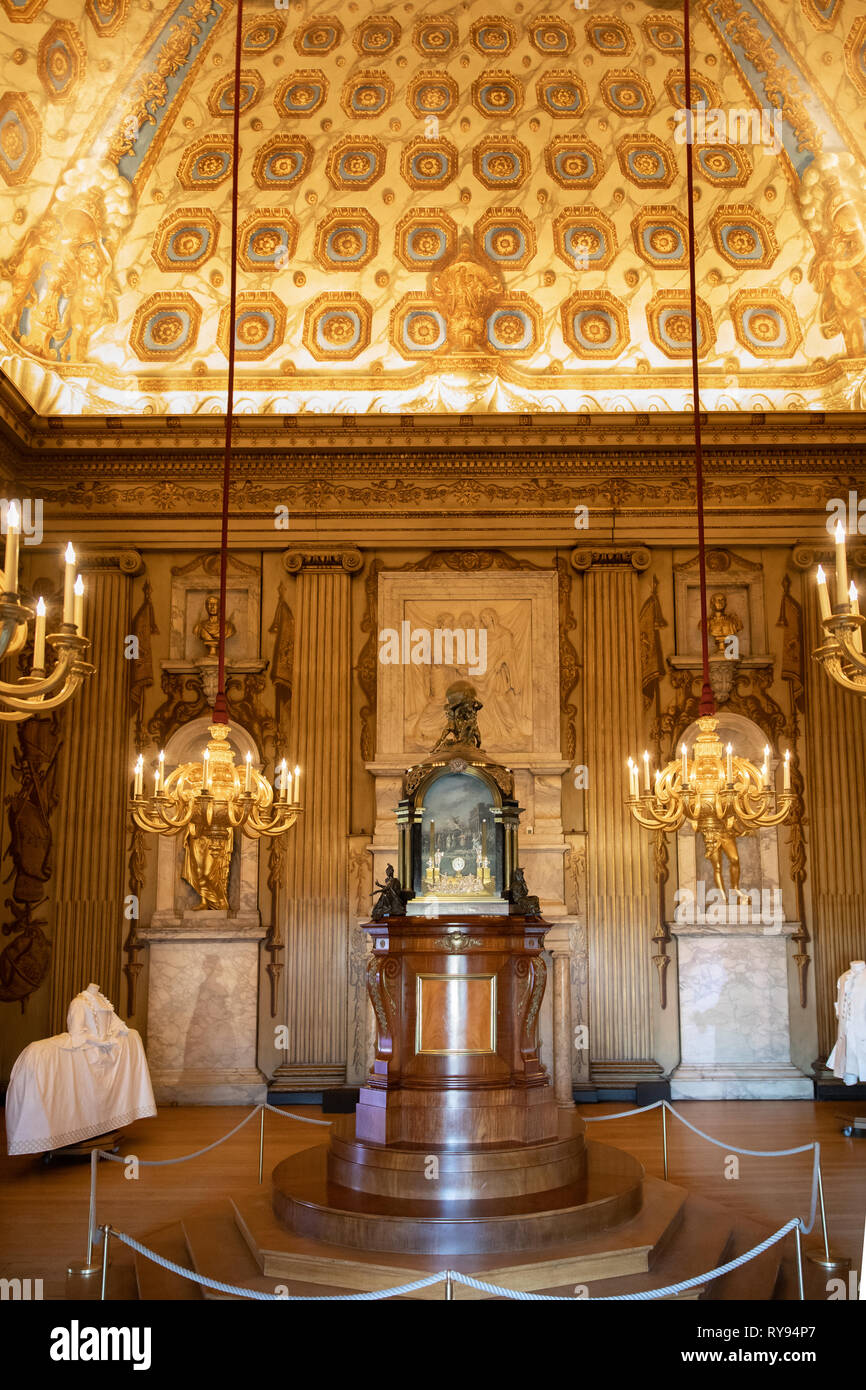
0,0 -> 865,417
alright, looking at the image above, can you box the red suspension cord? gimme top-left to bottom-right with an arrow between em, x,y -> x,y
683,0 -> 715,718
213,0 -> 244,725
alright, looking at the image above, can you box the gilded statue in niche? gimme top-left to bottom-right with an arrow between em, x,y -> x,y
182,806 -> 233,911
193,593 -> 235,657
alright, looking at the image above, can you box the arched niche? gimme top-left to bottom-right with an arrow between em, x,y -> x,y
150,717 -> 263,929
674,712 -> 785,925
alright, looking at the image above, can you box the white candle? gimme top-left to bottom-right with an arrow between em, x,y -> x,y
762,745 -> 770,788
63,543 -> 76,624
157,749 -> 165,793
642,749 -> 650,792
849,581 -> 863,653
835,521 -> 849,606
153,769 -> 160,795
3,501 -> 20,596
203,748 -> 210,789
134,754 -> 143,798
783,749 -> 791,792
286,769 -> 293,804
816,565 -> 832,622
726,743 -> 733,785
33,595 -> 46,670
73,575 -> 84,631
627,757 -> 635,797
681,743 -> 688,785
244,750 -> 252,793
278,759 -> 287,802
294,764 -> 300,803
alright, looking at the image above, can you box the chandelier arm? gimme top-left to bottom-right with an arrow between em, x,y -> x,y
827,626 -> 866,675
0,649 -> 76,699
627,802 -> 684,832
0,617 -> 29,661
816,654 -> 866,694
0,673 -> 84,713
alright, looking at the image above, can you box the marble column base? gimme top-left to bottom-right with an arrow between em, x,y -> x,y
671,1064 -> 813,1101
148,1067 -> 267,1106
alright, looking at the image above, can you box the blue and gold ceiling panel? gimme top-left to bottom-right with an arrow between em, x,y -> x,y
694,142 -> 753,187
341,70 -> 394,119
1,0 -> 48,20
647,291 -> 715,360
37,21 -> 86,104
664,69 -> 722,111
545,138 -> 604,190
730,291 -> 803,358
844,18 -> 866,98
470,17 -> 517,57
473,136 -> 530,190
207,70 -> 263,118
472,70 -> 524,119
394,211 -> 457,270
585,16 -> 636,58
617,134 -> 677,188
294,16 -> 343,55
325,135 -> 386,190
528,15 -> 575,57
176,136 -> 233,190
274,70 -> 328,118
406,71 -> 458,120
130,293 -> 201,363
710,205 -> 779,269
641,14 -> 684,53
601,69 -> 655,118
536,69 -> 587,119
218,292 -> 287,361
553,208 -> 618,272
236,211 -> 299,272
631,207 -> 690,269
252,135 -> 313,190
242,15 -> 285,54
314,209 -> 379,272
401,136 -> 458,190
83,0 -> 127,38
152,208 -> 219,271
485,298 -> 541,354
561,291 -> 630,360
353,14 -> 401,57
412,16 -> 458,58
303,293 -> 372,360
475,209 -> 536,270
0,91 -> 40,186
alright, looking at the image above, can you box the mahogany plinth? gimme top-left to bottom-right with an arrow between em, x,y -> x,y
272,1136 -> 643,1256
359,913 -> 558,1147
328,1129 -> 587,1202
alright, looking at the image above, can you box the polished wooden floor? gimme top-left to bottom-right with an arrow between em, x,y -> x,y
0,1100 -> 863,1300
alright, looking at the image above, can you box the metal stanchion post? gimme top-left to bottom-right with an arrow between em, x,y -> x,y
68,1149 -> 102,1278
806,1160 -> 851,1274
445,1273 -> 453,1301
661,1103 -> 669,1181
794,1224 -> 805,1301
100,1226 -> 112,1302
258,1106 -> 265,1186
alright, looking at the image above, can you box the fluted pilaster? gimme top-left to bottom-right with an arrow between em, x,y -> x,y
577,550 -> 655,1070
802,578 -> 866,1058
276,547 -> 361,1084
49,552 -> 141,1032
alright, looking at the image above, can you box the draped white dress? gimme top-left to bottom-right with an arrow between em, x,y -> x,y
5,984 -> 156,1155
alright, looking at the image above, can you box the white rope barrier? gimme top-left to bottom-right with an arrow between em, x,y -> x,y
104,1217 -> 803,1302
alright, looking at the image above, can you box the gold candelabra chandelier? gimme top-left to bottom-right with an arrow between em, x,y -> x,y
128,4 -> 301,871
131,723 -> 300,841
813,521 -> 866,697
625,1 -> 794,858
0,510 -> 93,722
627,717 -> 794,840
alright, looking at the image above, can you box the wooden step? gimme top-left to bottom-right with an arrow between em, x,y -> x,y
182,1204 -> 298,1300
134,1221 -> 203,1301
534,1194 -> 734,1301
708,1215 -> 785,1301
